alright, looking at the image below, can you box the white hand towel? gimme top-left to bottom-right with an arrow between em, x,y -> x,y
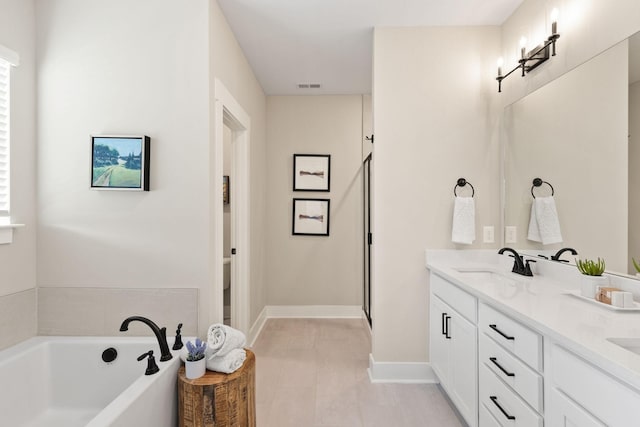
527,196 -> 563,245
452,196 -> 475,245
206,348 -> 247,374
207,323 -> 246,359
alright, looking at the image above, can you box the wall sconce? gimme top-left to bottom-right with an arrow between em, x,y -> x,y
496,8 -> 560,93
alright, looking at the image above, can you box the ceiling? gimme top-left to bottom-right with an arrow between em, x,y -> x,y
217,0 -> 525,95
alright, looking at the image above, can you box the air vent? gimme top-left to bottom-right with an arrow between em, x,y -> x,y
297,83 -> 321,89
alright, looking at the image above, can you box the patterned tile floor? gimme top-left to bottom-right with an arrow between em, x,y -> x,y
251,318 -> 464,427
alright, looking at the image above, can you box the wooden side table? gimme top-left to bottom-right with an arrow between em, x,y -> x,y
178,349 -> 256,427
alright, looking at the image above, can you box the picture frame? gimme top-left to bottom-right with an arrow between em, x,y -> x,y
293,154 -> 330,192
292,198 -> 330,236
91,135 -> 150,191
223,175 -> 230,205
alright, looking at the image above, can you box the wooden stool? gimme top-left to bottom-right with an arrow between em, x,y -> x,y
178,349 -> 256,427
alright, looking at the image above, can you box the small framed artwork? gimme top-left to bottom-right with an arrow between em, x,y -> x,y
223,175 -> 230,205
91,135 -> 150,191
292,198 -> 330,236
293,154 -> 330,192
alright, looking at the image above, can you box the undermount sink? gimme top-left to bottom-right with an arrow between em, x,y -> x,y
607,338 -> 640,356
453,267 -> 524,288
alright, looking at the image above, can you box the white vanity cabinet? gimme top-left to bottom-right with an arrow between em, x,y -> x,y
546,342 -> 640,427
478,303 -> 543,427
430,273 -> 478,427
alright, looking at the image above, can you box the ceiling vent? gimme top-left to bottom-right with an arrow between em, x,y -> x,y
297,83 -> 321,89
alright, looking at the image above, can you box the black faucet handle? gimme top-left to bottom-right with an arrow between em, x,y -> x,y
173,323 -> 184,350
507,254 -> 523,273
137,350 -> 160,375
524,259 -> 537,276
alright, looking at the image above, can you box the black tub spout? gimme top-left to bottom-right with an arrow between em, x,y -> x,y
120,316 -> 173,362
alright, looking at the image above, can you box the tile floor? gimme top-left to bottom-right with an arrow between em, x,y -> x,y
251,318 -> 464,427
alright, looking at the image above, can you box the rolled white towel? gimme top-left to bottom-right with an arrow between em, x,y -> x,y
207,323 -> 246,359
206,348 -> 246,374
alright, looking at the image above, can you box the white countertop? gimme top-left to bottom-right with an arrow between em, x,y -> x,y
426,250 -> 640,391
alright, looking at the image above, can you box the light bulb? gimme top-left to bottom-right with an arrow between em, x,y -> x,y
520,36 -> 527,59
551,8 -> 559,34
497,57 -> 504,77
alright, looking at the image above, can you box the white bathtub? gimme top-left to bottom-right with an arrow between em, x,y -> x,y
0,336 -> 184,427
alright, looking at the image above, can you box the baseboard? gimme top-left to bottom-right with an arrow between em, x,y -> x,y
266,305 -> 363,318
367,353 -> 438,384
247,306 -> 268,347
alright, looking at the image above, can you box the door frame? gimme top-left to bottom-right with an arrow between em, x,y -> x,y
212,78 -> 251,334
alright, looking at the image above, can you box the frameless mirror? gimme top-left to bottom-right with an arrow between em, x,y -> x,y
503,31 -> 640,276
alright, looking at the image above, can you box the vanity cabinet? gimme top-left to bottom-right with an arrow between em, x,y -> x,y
546,342 -> 640,427
430,273 -> 478,427
478,303 -> 543,427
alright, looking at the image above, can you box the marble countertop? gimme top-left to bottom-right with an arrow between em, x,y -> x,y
426,250 -> 640,391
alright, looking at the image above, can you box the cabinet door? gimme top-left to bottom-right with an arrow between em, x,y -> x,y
430,295 -> 451,386
547,388 -> 605,427
449,310 -> 478,427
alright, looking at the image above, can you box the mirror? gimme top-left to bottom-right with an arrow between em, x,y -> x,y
503,31 -> 640,276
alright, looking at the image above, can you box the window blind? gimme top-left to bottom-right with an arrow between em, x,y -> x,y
0,58 -> 9,216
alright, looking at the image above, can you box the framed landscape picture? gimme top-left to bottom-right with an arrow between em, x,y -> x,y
293,154 -> 330,192
292,198 -> 330,236
91,135 -> 150,191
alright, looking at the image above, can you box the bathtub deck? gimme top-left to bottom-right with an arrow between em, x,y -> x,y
25,406 -> 100,427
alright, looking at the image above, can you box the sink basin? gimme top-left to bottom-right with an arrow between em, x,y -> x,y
607,338 -> 640,356
453,268 -> 506,281
453,267 -> 524,290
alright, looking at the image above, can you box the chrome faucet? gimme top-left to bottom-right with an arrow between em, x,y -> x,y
498,247 -> 534,277
120,316 -> 173,361
551,247 -> 578,262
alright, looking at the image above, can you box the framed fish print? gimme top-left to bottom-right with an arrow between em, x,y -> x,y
292,198 -> 330,236
293,154 -> 330,192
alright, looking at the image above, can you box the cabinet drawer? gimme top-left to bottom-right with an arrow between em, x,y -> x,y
548,343 -> 640,426
479,303 -> 542,372
479,333 -> 543,412
480,365 -> 543,427
480,403 -> 504,427
431,272 -> 477,323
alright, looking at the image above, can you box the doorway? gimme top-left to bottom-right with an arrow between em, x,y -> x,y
212,79 -> 251,334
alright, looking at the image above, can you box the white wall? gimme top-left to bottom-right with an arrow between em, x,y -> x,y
0,0 -> 37,350
372,26 -> 501,363
266,95 -> 363,307
209,0 -> 268,327
36,0 -> 210,334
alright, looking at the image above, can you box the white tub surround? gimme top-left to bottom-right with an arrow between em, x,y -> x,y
427,250 -> 640,426
0,336 -> 185,427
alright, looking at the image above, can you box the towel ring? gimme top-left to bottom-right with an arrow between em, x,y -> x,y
454,178 -> 475,197
531,178 -> 554,198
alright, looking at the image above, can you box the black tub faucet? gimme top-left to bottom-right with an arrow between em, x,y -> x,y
551,247 -> 578,262
120,316 -> 173,362
498,247 -> 533,277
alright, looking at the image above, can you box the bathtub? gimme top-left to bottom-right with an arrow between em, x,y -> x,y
0,336 -> 184,427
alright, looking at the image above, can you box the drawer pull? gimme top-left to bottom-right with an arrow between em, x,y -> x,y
445,316 -> 451,339
490,395 -> 516,420
489,357 -> 515,377
442,313 -> 447,336
489,324 -> 515,341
